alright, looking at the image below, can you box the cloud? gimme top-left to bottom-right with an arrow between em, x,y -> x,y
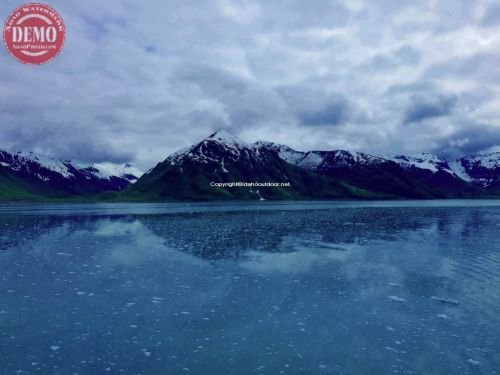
429,123 -> 500,159
404,94 -> 458,124
278,86 -> 366,127
0,0 -> 498,170
424,52 -> 500,85
481,3 -> 500,27
361,46 -> 421,72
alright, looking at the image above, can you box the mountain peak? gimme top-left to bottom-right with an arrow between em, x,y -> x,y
206,129 -> 247,148
208,128 -> 241,140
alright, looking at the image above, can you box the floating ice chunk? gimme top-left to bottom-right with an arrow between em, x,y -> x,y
50,346 -> 60,351
385,346 -> 399,353
388,283 -> 402,287
76,292 -> 86,296
431,296 -> 459,305
467,358 -> 481,366
388,296 -> 407,303
437,314 -> 450,319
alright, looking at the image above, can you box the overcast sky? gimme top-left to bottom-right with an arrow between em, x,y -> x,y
1,0 -> 499,170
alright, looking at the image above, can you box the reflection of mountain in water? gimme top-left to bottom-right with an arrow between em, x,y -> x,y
3,207 -> 498,262
140,207 -> 496,260
0,215 -> 135,251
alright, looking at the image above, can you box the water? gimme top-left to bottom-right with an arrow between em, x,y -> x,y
1,201 -> 499,374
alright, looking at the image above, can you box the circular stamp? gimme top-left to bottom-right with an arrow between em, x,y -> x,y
3,3 -> 65,65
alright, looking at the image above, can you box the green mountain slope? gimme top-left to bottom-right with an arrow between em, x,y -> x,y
0,168 -> 70,201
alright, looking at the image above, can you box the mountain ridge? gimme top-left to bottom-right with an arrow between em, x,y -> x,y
0,149 -> 141,201
0,130 -> 498,201
122,130 -> 498,201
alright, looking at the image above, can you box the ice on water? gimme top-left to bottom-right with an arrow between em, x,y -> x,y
0,202 -> 500,373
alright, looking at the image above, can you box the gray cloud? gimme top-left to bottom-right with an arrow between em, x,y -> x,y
300,99 -> 352,126
278,86 -> 361,127
481,3 -> 500,27
429,123 -> 500,159
424,52 -> 500,85
361,46 -> 421,72
404,94 -> 458,124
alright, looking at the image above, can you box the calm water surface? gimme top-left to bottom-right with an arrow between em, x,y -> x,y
0,201 -> 499,374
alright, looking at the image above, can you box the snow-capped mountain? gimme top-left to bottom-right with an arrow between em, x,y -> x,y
2,129 -> 497,202
390,153 -> 476,194
0,149 -> 142,196
392,152 -> 500,191
130,130 -> 454,200
392,153 -> 456,175
253,141 -> 444,198
157,130 -> 387,178
165,129 -> 254,168
128,130 -> 363,200
254,142 -> 385,171
452,152 -> 500,188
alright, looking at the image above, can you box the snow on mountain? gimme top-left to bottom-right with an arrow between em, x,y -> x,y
87,163 -> 142,182
165,130 -> 388,174
392,153 -> 456,175
252,141 -> 304,164
452,152 -> 500,188
207,129 -> 248,150
296,152 -> 325,169
0,149 -> 141,188
166,130 -> 251,166
447,160 -> 472,182
308,150 -> 386,170
457,152 -> 500,171
253,141 -> 386,171
0,150 -> 76,178
392,152 -> 500,188
154,129 -> 500,192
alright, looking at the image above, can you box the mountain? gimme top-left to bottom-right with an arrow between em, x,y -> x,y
451,153 -> 500,190
124,130 -> 375,201
391,153 -> 480,196
0,150 -> 141,201
2,132 -> 498,202
391,152 -> 500,195
255,143 -> 445,199
125,130 -> 471,201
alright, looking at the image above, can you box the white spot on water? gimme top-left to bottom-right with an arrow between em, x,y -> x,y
388,296 -> 407,302
467,358 -> 481,366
